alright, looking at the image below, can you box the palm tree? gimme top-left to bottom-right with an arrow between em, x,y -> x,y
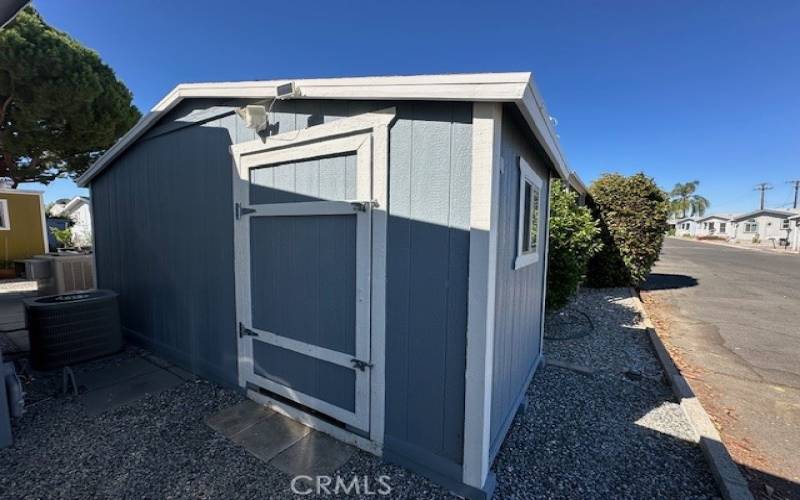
670,181 -> 710,218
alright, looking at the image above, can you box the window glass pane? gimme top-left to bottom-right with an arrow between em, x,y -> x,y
529,185 -> 540,251
522,182 -> 532,252
0,201 -> 7,229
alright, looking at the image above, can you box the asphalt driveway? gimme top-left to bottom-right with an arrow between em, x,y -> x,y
642,238 -> 800,498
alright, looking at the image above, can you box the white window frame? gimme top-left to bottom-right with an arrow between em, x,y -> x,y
0,200 -> 9,230
744,220 -> 758,233
781,219 -> 790,230
514,157 -> 543,270
719,222 -> 727,233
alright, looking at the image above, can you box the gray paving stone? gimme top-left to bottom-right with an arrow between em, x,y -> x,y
5,330 -> 29,351
164,364 -> 196,381
270,431 -> 356,478
80,368 -> 184,416
205,400 -> 274,438
78,357 -> 160,391
232,412 -> 311,462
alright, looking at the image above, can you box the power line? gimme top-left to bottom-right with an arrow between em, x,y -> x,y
787,180 -> 800,209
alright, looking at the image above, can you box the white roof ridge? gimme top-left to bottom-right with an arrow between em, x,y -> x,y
76,72 -> 579,188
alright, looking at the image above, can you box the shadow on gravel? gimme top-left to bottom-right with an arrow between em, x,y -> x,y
492,288 -> 718,499
641,273 -> 699,291
741,465 -> 800,500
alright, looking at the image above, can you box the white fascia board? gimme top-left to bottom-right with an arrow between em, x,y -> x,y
78,72 -> 574,187
0,188 -> 44,196
518,81 -> 571,180
62,196 -> 89,213
568,171 -> 588,195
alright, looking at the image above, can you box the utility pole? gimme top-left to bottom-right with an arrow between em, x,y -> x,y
787,180 -> 800,209
754,183 -> 773,210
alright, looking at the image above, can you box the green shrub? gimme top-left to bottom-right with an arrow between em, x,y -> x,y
546,179 -> 602,309
49,226 -> 73,248
586,173 -> 669,287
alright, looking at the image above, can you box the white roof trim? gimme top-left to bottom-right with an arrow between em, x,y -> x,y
0,188 -> 43,196
696,214 -> 733,222
731,209 -> 797,222
77,72 -> 575,187
61,196 -> 90,214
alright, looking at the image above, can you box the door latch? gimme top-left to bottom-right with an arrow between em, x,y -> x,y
350,358 -> 374,371
350,200 -> 379,212
235,203 -> 257,220
238,323 -> 258,338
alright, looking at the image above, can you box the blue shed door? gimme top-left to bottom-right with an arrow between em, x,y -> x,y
232,130 -> 376,432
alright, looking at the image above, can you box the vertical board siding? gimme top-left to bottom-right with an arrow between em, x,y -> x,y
249,153 -> 357,205
92,116 -> 239,385
91,99 -> 472,479
252,340 -> 356,412
385,102 -> 472,470
489,109 -> 550,454
249,214 -> 357,355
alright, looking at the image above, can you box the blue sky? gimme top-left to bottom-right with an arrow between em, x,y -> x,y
22,0 -> 800,213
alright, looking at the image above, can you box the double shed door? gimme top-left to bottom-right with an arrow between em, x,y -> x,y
234,130 -> 375,431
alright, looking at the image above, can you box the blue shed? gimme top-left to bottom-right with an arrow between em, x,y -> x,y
77,73 -> 579,499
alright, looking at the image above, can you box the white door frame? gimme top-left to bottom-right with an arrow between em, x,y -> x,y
230,107 -> 396,452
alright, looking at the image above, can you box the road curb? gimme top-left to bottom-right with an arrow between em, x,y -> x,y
629,288 -> 754,500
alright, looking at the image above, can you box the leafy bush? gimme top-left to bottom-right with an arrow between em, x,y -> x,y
50,226 -> 73,248
546,179 -> 602,309
586,173 -> 669,287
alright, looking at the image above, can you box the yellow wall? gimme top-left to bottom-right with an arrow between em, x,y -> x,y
0,191 -> 46,263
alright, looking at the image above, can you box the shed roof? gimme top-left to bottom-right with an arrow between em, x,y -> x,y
77,72 -> 580,187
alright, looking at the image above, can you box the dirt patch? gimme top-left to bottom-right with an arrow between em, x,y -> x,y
640,290 -> 788,500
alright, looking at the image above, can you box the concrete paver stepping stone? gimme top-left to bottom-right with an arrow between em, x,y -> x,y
77,357 -> 159,391
80,367 -> 184,416
270,431 -> 356,477
231,412 -> 312,462
206,400 -> 274,438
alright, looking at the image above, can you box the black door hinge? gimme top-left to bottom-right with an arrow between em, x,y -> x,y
235,203 -> 257,220
239,323 -> 258,338
350,358 -> 374,371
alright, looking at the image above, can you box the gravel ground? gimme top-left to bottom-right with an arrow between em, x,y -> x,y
496,288 -> 719,498
1,289 -> 719,499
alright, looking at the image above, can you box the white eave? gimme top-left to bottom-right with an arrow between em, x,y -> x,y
61,196 -> 90,214
77,72 -> 575,187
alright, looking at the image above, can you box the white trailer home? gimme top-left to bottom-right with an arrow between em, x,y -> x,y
675,217 -> 698,237
789,214 -> 800,252
696,214 -> 734,238
730,209 -> 799,247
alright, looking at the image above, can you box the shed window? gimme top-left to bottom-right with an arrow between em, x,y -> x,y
515,158 -> 543,270
743,220 -> 758,233
0,200 -> 9,230
782,219 -> 790,230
